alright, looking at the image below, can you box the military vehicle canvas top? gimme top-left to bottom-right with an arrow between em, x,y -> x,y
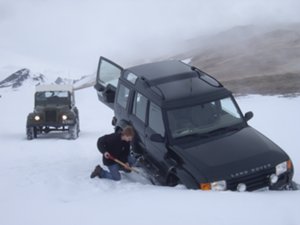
94,56 -> 296,191
26,84 -> 80,140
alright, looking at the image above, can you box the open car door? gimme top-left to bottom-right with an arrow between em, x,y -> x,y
94,56 -> 123,109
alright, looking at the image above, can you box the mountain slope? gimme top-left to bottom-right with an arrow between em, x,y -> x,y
180,24 -> 300,80
0,67 -> 96,92
0,68 -> 46,89
171,24 -> 300,95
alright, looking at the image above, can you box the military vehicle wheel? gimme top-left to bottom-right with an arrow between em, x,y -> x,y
27,127 -> 36,140
69,121 -> 79,140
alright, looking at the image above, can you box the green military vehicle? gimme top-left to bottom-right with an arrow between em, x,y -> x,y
26,84 -> 80,140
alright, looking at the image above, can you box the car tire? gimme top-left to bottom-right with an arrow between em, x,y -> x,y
287,181 -> 300,190
69,119 -> 79,140
26,127 -> 36,140
167,174 -> 180,187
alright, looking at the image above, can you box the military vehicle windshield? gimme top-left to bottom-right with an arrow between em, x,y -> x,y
167,97 -> 244,139
35,91 -> 70,106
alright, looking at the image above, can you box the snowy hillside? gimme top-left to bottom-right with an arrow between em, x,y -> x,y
0,67 -> 95,94
0,68 -> 45,89
176,24 -> 300,81
0,86 -> 299,225
168,24 -> 300,96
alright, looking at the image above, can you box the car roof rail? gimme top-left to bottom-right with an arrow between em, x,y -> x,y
140,76 -> 151,86
191,66 -> 223,87
138,65 -> 223,100
140,76 -> 166,100
142,72 -> 197,87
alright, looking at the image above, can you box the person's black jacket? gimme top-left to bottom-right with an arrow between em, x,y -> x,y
97,133 -> 130,166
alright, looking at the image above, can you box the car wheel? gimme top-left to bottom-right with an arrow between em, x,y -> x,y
26,127 -> 35,140
167,174 -> 179,187
131,136 -> 143,154
69,121 -> 79,140
33,127 -> 37,138
286,181 -> 300,190
77,119 -> 80,133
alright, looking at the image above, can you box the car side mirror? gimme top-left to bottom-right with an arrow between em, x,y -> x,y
244,111 -> 254,121
150,133 -> 165,143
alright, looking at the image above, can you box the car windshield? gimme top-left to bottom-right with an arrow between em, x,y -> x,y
35,91 -> 70,106
167,97 -> 244,139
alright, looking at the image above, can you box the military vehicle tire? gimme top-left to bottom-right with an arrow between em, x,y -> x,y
69,121 -> 79,140
27,127 -> 36,140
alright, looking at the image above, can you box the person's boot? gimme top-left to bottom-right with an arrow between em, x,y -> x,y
90,165 -> 103,179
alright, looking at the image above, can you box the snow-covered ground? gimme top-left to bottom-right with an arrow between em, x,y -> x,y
0,87 -> 299,225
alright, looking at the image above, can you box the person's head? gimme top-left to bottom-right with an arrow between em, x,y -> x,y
121,126 -> 135,142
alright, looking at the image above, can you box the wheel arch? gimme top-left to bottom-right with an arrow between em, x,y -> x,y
26,112 -> 35,126
115,119 -> 131,132
168,167 -> 199,189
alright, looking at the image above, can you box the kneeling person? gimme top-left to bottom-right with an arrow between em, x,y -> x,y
90,126 -> 135,181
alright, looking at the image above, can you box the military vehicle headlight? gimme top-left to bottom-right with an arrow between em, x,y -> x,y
276,161 -> 288,175
34,115 -> 40,121
62,114 -> 68,120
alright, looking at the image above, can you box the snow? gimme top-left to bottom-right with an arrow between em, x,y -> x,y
0,87 -> 299,225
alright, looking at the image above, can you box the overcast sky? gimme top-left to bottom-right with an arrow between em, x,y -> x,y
1,0 -> 300,78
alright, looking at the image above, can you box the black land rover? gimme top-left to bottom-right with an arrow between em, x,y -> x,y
94,56 -> 295,191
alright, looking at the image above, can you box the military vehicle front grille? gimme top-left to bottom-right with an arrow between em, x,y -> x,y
45,110 -> 57,122
227,168 -> 275,191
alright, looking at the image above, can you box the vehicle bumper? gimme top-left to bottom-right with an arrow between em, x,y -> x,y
27,121 -> 76,130
226,170 -> 294,191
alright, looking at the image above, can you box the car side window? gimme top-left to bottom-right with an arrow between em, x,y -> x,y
148,102 -> 165,136
116,84 -> 130,109
132,92 -> 148,122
